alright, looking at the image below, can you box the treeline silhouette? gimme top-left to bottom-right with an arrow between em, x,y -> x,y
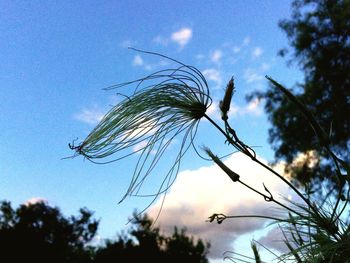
0,200 -> 209,263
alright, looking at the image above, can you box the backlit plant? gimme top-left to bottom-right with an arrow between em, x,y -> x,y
71,50 -> 350,262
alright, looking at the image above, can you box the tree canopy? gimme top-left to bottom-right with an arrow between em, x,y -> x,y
0,200 -> 209,263
0,200 -> 98,263
95,212 -> 210,263
252,0 -> 350,189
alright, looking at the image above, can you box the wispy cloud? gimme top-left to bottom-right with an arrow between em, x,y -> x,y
228,36 -> 250,55
207,98 -> 262,121
202,68 -> 222,87
149,152 -> 294,259
120,40 -> 135,48
232,46 -> 241,53
210,49 -> 223,63
206,101 -> 221,120
195,54 -> 205,60
130,55 -> 169,71
153,35 -> 169,46
244,69 -> 264,83
74,107 -> 105,125
257,226 -> 289,253
194,36 -> 257,68
260,62 -> 270,71
243,36 -> 251,46
206,101 -> 239,121
171,27 -> 193,48
132,141 -> 149,153
153,27 -> 193,49
242,97 -> 263,116
252,47 -> 263,58
243,62 -> 271,85
25,197 -> 47,206
132,54 -> 144,66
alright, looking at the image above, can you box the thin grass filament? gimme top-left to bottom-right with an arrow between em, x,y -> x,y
70,50 -> 211,204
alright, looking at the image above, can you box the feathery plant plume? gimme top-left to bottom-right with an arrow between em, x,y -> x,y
69,48 -> 350,261
70,49 -> 211,204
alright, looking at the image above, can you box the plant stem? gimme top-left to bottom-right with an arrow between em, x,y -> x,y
238,180 -> 306,218
203,113 -> 319,216
225,215 -> 283,221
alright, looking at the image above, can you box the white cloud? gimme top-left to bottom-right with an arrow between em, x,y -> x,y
171,27 -> 193,48
209,99 -> 263,119
149,152 -> 295,259
206,100 -> 240,121
153,27 -> 192,49
252,47 -> 263,58
243,37 -> 251,46
232,46 -> 241,53
243,62 -> 270,84
243,98 -> 263,116
260,62 -> 270,71
89,234 -> 104,247
153,35 -> 169,46
205,101 -> 225,121
120,40 -> 134,48
131,140 -> 158,155
131,54 -> 169,71
25,197 -> 47,206
206,99 -> 261,122
244,68 -> 264,83
202,68 -> 222,86
292,150 -> 318,169
74,107 -> 105,125
257,226 -> 289,253
195,54 -> 205,60
132,141 -> 148,153
206,101 -> 221,120
227,104 -> 240,118
210,49 -> 223,63
132,54 -> 144,66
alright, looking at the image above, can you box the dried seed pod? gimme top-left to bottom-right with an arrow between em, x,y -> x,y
219,77 -> 234,121
204,147 -> 240,182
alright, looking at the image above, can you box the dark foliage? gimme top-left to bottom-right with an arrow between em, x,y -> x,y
0,201 -> 209,263
250,0 -> 350,189
0,200 -> 98,263
95,212 -> 210,263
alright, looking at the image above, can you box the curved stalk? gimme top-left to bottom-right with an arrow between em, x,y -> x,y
237,180 -> 307,219
203,113 -> 319,217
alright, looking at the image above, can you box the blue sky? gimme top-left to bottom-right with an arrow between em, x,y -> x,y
1,1 -> 303,261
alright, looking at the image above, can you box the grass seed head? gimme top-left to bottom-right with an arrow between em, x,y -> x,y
219,77 -> 235,121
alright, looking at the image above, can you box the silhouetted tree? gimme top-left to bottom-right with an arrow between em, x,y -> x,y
1,201 -> 209,262
251,0 -> 350,190
0,200 -> 98,263
95,213 -> 210,263
165,227 -> 209,262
